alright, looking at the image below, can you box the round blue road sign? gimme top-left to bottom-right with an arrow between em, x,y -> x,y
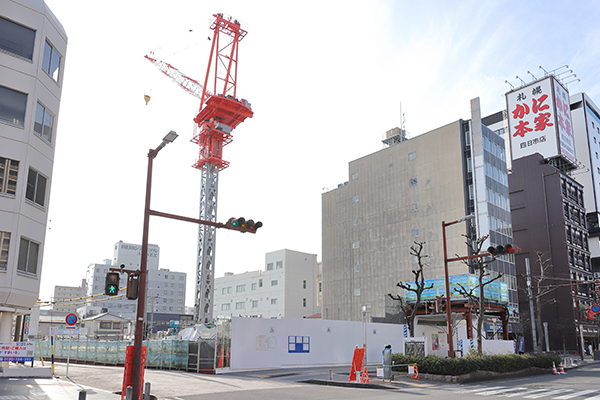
65,313 -> 78,326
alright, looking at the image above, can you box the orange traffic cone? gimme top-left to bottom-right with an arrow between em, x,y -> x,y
411,364 -> 420,380
552,362 -> 558,374
558,363 -> 566,374
360,367 -> 370,383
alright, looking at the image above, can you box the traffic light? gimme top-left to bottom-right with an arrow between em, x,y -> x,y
105,272 -> 120,296
226,217 -> 263,233
487,244 -> 517,256
126,274 -> 139,300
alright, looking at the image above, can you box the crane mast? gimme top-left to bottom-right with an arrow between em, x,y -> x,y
144,13 -> 252,324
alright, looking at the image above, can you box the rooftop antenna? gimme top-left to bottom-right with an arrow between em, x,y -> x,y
561,73 -> 577,82
505,80 -> 515,90
527,71 -> 537,81
400,102 -> 406,130
516,75 -> 526,86
539,66 -> 549,76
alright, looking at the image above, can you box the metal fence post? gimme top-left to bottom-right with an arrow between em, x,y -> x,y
126,386 -> 133,400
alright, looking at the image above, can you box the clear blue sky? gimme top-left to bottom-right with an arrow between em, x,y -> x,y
40,0 -> 600,307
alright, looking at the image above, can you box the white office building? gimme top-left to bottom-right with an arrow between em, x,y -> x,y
0,0 -> 67,342
78,241 -> 186,320
51,279 -> 86,314
213,249 -> 320,319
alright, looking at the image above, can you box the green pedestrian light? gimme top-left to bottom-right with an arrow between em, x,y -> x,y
105,272 -> 120,296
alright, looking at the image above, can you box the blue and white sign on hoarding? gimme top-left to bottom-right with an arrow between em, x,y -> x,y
0,342 -> 34,362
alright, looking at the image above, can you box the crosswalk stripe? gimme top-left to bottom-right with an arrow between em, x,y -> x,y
524,389 -> 573,399
501,389 -> 550,398
476,387 -> 527,396
553,390 -> 599,399
584,395 -> 600,400
458,386 -> 507,393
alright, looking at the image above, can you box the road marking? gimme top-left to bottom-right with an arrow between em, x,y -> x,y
501,389 -> 550,398
524,389 -> 573,398
476,387 -> 527,396
457,386 -> 507,393
553,390 -> 599,399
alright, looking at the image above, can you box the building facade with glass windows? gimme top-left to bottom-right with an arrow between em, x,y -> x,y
213,249 -> 320,320
0,0 -> 67,343
322,98 -> 518,334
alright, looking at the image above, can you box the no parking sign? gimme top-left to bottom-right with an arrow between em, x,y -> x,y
65,313 -> 78,326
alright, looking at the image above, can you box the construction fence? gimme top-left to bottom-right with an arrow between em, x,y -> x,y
34,339 -> 189,369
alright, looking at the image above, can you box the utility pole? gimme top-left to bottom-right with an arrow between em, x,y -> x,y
525,258 -> 538,353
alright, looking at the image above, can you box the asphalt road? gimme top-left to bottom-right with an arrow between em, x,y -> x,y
1,362 -> 599,400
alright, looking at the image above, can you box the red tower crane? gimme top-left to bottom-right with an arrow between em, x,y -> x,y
145,13 -> 253,323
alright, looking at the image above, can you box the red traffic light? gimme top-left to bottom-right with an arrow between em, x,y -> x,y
487,244 -> 518,256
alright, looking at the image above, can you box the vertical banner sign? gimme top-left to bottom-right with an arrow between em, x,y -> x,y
554,80 -> 576,162
506,76 -> 575,162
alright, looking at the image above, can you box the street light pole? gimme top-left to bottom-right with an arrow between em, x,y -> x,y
131,131 -> 178,400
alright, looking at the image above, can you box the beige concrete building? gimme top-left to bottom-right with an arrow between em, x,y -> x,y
322,99 -> 517,324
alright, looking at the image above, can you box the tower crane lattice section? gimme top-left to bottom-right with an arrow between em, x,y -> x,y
192,14 -> 253,324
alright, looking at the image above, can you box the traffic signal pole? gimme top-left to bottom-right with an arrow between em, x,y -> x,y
129,131 -> 261,400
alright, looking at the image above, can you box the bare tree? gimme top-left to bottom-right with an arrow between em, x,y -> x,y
453,229 -> 504,354
388,241 -> 433,337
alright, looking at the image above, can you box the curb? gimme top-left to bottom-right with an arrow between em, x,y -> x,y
300,379 -> 395,390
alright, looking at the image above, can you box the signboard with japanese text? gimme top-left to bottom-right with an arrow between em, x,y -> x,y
554,80 -> 576,162
0,342 -> 34,362
506,76 -> 575,163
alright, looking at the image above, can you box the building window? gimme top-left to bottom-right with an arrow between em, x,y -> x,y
251,300 -> 258,308
112,322 -> 121,329
411,228 -> 420,237
276,261 -> 283,269
34,102 -> 54,143
352,241 -> 360,249
0,231 -> 10,270
99,322 -> 111,329
353,218 -> 359,226
42,40 -> 61,82
266,263 -> 273,271
271,298 -> 278,305
410,202 -> 419,212
0,85 -> 27,126
303,298 -> 307,307
236,284 -> 246,293
271,280 -> 278,286
409,177 -> 418,186
235,302 -> 245,310
351,172 -> 359,180
354,288 -> 360,296
0,157 -> 19,196
251,282 -> 257,291
408,151 -> 416,161
259,279 -> 263,287
353,195 -> 359,203
17,237 -> 39,275
0,17 -> 35,60
303,280 -> 307,289
354,264 -> 360,272
221,303 -> 230,311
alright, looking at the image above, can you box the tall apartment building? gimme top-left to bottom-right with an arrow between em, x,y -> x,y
213,249 -> 319,319
51,279 -> 86,314
570,92 -> 600,275
0,0 -> 67,342
79,241 -> 186,321
509,154 -> 596,352
322,98 -> 517,326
